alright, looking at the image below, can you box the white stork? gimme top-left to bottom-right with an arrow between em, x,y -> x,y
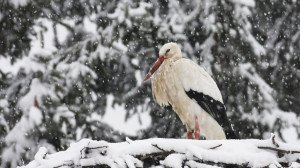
143,42 -> 238,140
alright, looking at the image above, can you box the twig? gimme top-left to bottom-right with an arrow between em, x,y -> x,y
191,154 -> 250,168
80,142 -> 108,159
53,161 -> 74,168
209,144 -> 222,150
86,146 -> 108,150
80,141 -> 91,158
272,134 -> 279,148
257,146 -> 300,155
134,144 -> 183,160
152,144 -> 167,152
182,159 -> 191,168
39,7 -> 75,35
134,152 -> 170,160
53,19 -> 75,34
54,164 -> 74,168
43,152 -> 47,159
82,164 -> 111,168
126,137 -> 133,144
151,144 -> 185,155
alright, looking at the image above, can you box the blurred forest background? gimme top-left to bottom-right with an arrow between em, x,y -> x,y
0,0 -> 299,167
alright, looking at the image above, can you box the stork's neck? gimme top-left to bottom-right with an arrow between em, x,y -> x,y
153,56 -> 181,77
157,56 -> 180,75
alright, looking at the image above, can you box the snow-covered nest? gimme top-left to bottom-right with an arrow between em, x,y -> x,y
21,135 -> 300,168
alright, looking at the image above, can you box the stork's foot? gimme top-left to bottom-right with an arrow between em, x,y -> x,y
186,116 -> 201,139
187,132 -> 193,139
194,115 -> 200,140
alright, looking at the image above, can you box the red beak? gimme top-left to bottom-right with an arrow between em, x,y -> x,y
143,56 -> 166,82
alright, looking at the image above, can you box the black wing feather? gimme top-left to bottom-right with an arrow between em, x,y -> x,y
185,89 -> 239,139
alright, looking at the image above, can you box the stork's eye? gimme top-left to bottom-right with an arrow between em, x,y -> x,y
166,49 -> 170,54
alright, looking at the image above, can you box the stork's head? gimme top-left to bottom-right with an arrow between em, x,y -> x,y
159,42 -> 182,59
143,42 -> 182,82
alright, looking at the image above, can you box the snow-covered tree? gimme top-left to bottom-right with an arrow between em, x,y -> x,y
0,0 -> 299,167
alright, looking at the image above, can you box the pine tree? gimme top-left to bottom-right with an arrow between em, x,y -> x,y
0,0 -> 299,167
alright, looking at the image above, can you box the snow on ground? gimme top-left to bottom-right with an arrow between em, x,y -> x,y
20,135 -> 300,168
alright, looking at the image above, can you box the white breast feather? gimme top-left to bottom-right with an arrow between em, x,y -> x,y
151,60 -> 173,106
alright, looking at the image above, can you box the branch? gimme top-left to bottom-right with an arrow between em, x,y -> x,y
152,144 -> 168,152
126,137 -> 133,144
182,159 -> 191,168
53,19 -> 75,34
150,144 -> 248,168
80,143 -> 108,159
53,161 -> 74,168
257,146 -> 300,157
272,134 -> 279,147
133,144 -> 177,160
39,7 -> 75,34
26,138 -> 300,168
256,134 -> 298,158
209,144 -> 222,149
149,143 -> 245,168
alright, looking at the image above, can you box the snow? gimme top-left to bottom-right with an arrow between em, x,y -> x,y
10,0 -> 29,8
5,107 -> 42,143
239,63 -> 300,144
199,34 -> 216,74
30,19 -> 57,54
20,135 -> 300,168
169,14 -> 184,34
3,107 -> 43,168
291,162 -> 300,168
0,18 -> 56,75
83,16 -> 98,35
281,127 -> 300,145
239,63 -> 273,104
163,154 -> 185,167
102,94 -> 151,136
53,106 -> 76,130
23,139 -> 102,168
229,0 -> 255,7
245,33 -> 266,56
1,0 -> 299,167
112,40 -> 128,53
0,57 -> 14,74
134,70 -> 142,86
56,61 -> 97,80
56,23 -> 70,44
131,58 -> 139,66
18,78 -> 57,109
128,3 -> 152,17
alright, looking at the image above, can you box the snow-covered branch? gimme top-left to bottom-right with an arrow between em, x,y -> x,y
21,135 -> 300,168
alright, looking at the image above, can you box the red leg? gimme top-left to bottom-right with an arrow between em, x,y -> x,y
194,115 -> 200,140
187,132 -> 193,139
